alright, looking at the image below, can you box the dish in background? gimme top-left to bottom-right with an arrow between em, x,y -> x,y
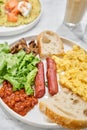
0,0 -> 42,36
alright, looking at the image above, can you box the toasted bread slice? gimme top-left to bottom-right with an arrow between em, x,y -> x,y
37,30 -> 64,58
39,88 -> 87,129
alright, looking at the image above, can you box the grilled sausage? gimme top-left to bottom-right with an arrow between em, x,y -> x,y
46,57 -> 58,95
35,61 -> 45,98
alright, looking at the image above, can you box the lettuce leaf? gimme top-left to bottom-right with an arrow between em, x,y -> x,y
0,43 -> 10,53
25,67 -> 38,95
0,43 -> 40,95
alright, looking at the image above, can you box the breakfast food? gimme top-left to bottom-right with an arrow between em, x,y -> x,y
39,37 -> 87,129
0,41 -> 40,116
52,45 -> 87,101
0,81 -> 38,116
39,87 -> 87,129
0,31 -> 87,129
0,0 -> 41,26
37,30 -> 64,58
0,35 -> 60,116
35,61 -> 45,98
46,57 -> 58,95
0,42 -> 40,96
10,38 -> 39,55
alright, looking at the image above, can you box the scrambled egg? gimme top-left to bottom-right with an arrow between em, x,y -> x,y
0,0 -> 41,26
52,45 -> 87,101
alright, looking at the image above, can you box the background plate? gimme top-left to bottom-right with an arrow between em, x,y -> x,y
0,36 -> 79,128
0,0 -> 42,37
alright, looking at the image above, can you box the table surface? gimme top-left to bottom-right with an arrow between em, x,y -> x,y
0,0 -> 87,130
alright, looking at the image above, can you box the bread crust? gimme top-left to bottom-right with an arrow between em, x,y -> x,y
39,101 -> 87,129
37,30 -> 64,58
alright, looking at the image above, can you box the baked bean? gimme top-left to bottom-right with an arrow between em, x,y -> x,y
0,81 -> 38,116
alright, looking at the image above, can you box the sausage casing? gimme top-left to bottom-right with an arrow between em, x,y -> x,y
35,61 -> 45,98
46,57 -> 58,95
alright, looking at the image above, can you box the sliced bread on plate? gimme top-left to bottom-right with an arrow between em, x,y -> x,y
37,30 -> 64,58
39,87 -> 87,129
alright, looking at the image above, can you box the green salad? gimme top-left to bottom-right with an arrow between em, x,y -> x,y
0,43 -> 40,95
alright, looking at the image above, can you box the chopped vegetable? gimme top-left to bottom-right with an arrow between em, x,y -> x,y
0,43 -> 40,95
25,67 -> 38,95
0,43 -> 10,53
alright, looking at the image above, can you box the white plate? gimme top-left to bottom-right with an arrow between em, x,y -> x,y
0,0 -> 42,37
0,36 -> 81,128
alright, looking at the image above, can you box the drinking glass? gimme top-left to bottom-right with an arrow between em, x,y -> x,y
64,0 -> 87,27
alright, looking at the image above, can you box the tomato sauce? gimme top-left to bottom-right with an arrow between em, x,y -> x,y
0,81 -> 38,116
